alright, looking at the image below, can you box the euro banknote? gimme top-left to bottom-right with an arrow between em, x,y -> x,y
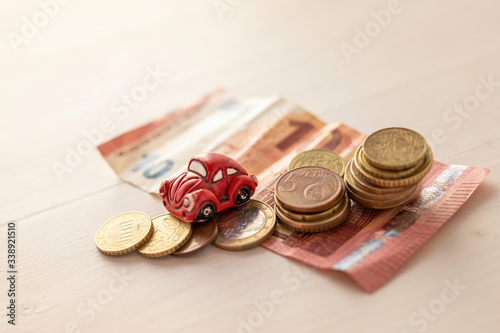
98,91 -> 489,291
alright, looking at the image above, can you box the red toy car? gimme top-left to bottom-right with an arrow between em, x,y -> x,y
159,152 -> 258,222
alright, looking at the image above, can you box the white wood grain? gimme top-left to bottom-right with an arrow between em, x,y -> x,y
1,0 -> 499,332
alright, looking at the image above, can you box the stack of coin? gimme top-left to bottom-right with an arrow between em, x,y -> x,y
344,127 -> 433,209
274,166 -> 350,233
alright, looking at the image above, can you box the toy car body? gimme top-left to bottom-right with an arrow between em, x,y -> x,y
159,152 -> 258,222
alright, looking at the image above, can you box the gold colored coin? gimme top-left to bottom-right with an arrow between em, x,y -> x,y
347,159 -> 409,195
363,128 -> 427,170
355,145 -> 433,188
276,197 -> 351,233
274,194 -> 346,222
345,160 -> 417,201
358,146 -> 425,180
346,183 -> 417,210
138,214 -> 192,258
213,200 -> 276,251
288,149 -> 346,176
95,211 -> 153,256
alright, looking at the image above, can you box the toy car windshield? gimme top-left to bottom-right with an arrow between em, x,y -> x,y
188,160 -> 207,178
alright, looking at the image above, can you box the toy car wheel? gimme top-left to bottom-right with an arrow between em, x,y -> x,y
235,186 -> 251,206
196,202 -> 216,221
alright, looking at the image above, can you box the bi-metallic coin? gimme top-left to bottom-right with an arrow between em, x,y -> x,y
213,199 -> 276,251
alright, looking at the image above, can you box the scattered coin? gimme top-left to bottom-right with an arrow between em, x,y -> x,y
138,214 -> 192,258
288,149 -> 346,176
213,199 -> 276,251
95,211 -> 153,256
173,219 -> 218,257
275,166 -> 344,213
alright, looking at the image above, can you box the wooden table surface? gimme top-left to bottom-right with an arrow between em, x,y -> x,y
2,1 -> 499,332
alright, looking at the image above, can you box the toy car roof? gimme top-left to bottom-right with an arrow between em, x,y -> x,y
189,152 -> 248,177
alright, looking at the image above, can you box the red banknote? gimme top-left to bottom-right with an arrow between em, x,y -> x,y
98,91 -> 489,291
